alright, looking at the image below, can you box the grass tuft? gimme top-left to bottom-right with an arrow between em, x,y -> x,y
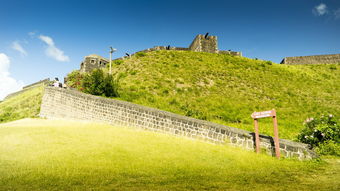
0,118 -> 339,190
99,51 -> 340,140
0,85 -> 44,123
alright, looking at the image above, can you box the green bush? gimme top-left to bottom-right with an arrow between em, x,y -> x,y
315,140 -> 340,156
114,59 -> 124,65
82,69 -> 119,97
65,70 -> 84,91
298,114 -> 340,156
135,52 -> 146,58
106,60 -> 124,69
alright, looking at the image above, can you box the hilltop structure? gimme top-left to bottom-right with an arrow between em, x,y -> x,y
80,54 -> 109,73
281,53 -> 340,65
80,34 -> 242,72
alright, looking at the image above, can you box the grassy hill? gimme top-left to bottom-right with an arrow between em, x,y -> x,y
96,50 -> 340,140
0,85 -> 44,123
0,118 -> 339,190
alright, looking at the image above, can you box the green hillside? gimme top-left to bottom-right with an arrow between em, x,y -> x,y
0,85 -> 44,123
100,50 -> 339,140
0,119 -> 339,191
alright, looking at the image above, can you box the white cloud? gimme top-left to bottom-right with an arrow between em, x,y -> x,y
313,3 -> 328,16
39,35 -> 70,62
28,31 -> 36,37
334,8 -> 340,20
11,41 -> 27,56
0,53 -> 24,100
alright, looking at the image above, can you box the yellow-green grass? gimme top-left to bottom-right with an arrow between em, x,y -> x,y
0,118 -> 339,191
0,85 -> 44,123
98,51 -> 340,140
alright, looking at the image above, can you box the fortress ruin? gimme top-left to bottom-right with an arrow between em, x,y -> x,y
80,54 -> 109,73
80,34 -> 242,72
281,53 -> 340,65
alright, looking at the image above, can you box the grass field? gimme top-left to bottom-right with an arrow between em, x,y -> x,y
0,85 -> 44,123
0,118 -> 339,190
92,50 -> 340,141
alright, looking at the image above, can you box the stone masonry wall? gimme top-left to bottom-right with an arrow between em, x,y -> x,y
40,87 -> 317,160
23,78 -> 50,89
281,53 -> 340,65
3,78 -> 50,100
189,34 -> 218,53
219,50 -> 243,57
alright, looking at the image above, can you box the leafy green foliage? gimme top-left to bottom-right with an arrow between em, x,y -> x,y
106,59 -> 124,69
66,69 -> 119,97
114,59 -> 124,65
65,70 -> 84,91
82,69 -> 119,97
134,51 -> 146,58
316,140 -> 340,156
298,115 -> 340,156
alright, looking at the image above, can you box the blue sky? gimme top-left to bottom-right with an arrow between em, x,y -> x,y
0,0 -> 340,99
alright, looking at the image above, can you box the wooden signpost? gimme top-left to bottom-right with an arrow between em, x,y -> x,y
251,109 -> 280,159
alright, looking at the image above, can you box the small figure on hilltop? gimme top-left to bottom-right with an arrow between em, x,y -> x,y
204,32 -> 209,39
53,77 -> 62,88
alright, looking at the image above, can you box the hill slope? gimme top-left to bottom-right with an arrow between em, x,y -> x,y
104,50 -> 340,140
0,118 -> 339,190
0,85 -> 44,123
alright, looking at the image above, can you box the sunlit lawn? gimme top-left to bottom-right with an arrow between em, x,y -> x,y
0,118 -> 339,190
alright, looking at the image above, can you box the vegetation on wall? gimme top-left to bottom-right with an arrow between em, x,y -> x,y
82,69 -> 119,97
65,70 -> 84,91
66,69 -> 119,97
66,50 -> 340,142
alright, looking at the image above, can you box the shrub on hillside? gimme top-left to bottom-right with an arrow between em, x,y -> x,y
135,52 -> 146,58
298,114 -> 340,156
106,60 -> 124,69
65,70 -> 85,91
82,69 -> 119,97
114,59 -> 124,65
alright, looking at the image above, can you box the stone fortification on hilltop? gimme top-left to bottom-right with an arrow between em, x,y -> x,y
80,54 -> 109,73
80,34 -> 242,72
281,53 -> 340,65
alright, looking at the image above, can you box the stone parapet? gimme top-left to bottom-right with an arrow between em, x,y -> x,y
3,78 -> 50,101
40,87 -> 317,160
281,54 -> 340,65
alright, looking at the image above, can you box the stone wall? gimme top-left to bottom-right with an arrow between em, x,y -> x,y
189,34 -> 218,53
23,78 -> 50,89
135,46 -> 190,54
80,55 -> 109,73
4,78 -> 50,100
40,87 -> 317,160
219,50 -> 243,57
281,53 -> 340,65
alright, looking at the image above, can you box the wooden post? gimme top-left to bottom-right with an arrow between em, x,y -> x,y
251,109 -> 280,159
272,110 -> 280,159
254,119 -> 260,154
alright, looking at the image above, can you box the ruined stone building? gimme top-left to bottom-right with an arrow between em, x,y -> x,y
80,54 -> 109,73
189,34 -> 219,53
80,34 -> 242,72
281,53 -> 340,65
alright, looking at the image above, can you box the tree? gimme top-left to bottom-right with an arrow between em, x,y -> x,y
82,69 -> 119,97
